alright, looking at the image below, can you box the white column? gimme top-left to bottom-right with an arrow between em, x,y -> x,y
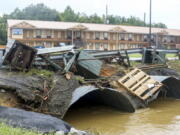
72,30 -> 74,45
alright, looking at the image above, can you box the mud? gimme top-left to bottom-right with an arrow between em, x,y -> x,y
42,74 -> 80,118
0,91 -> 19,107
0,70 -> 80,118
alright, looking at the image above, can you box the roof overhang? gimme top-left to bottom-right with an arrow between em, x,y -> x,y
68,24 -> 88,31
109,26 -> 126,33
156,30 -> 169,35
11,21 -> 36,29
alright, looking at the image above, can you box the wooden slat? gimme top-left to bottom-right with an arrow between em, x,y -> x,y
142,84 -> 162,100
129,69 -> 140,76
120,69 -> 139,83
124,72 -> 146,88
131,76 -> 150,91
134,79 -> 156,96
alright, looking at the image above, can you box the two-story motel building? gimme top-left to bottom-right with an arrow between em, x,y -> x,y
7,19 -> 180,50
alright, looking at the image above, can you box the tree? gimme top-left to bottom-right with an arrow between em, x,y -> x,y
152,23 -> 167,28
59,6 -> 78,22
88,14 -> 103,24
0,15 -> 7,45
0,4 -> 168,45
9,4 -> 59,21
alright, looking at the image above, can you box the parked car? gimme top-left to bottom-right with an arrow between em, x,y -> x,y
34,46 -> 45,49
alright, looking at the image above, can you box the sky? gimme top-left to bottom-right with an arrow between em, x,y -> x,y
0,0 -> 180,29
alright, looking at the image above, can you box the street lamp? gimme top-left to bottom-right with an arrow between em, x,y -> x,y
149,0 -> 152,47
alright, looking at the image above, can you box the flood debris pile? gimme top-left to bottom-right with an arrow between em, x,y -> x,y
0,40 -> 180,134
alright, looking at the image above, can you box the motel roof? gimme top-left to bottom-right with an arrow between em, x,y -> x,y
8,19 -> 180,36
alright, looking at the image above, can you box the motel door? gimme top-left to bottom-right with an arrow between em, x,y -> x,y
110,44 -> 113,50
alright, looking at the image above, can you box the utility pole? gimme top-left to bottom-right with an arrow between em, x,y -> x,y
149,0 -> 152,46
144,13 -> 146,26
105,4 -> 109,24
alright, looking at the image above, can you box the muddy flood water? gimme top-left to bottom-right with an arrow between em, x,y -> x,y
64,98 -> 180,135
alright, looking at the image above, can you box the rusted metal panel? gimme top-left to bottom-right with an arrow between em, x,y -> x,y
100,64 -> 119,77
0,45 -> 5,49
3,41 -> 37,71
76,51 -> 103,79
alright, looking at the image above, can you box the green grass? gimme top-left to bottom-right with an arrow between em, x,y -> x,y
128,53 -> 142,58
167,60 -> 180,73
128,53 -> 179,58
130,61 -> 141,67
25,69 -> 54,78
0,123 -> 44,135
166,54 -> 178,58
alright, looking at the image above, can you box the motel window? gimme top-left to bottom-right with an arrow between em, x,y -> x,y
26,31 -> 30,38
12,28 -> 23,35
128,34 -> 133,41
67,31 -> 72,39
36,42 -> 43,47
25,42 -> 30,46
86,32 -> 90,39
138,44 -> 143,48
36,30 -> 42,38
76,31 -> 81,39
120,33 -> 125,40
151,35 -> 155,41
103,32 -> 108,40
135,44 -> 139,48
58,31 -> 61,38
119,44 -> 125,50
143,35 -> 148,41
170,36 -> 175,43
163,36 -> 167,42
113,34 -> 116,40
46,42 -> 52,48
131,44 -> 137,48
46,30 -> 52,38
95,43 -> 100,50
178,37 -> 180,43
88,43 -> 93,49
95,32 -> 100,40
41,30 -> 46,38
104,44 -> 108,50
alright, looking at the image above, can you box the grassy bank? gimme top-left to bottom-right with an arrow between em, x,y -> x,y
128,53 -> 142,58
128,53 -> 178,59
167,60 -> 180,73
0,123 -> 44,135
